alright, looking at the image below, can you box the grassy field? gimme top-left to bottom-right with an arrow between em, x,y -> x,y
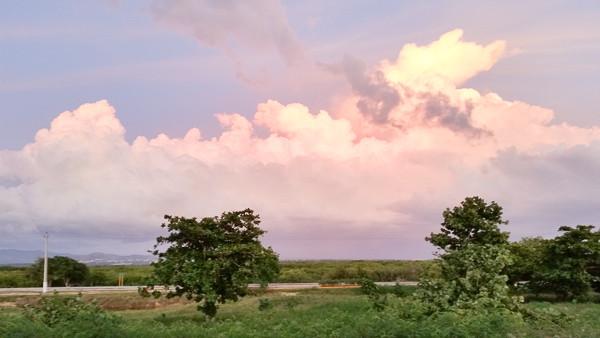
2,287 -> 600,337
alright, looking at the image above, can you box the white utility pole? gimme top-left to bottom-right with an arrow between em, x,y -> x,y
43,232 -> 48,293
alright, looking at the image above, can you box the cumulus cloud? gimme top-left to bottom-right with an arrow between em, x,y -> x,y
325,31 -> 506,138
381,29 -> 506,86
146,0 -> 306,84
2,30 -> 600,258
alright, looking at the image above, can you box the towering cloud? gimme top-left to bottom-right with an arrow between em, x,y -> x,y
381,29 -> 506,86
1,31 -> 599,258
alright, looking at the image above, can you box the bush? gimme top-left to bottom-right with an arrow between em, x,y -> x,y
23,292 -> 122,329
359,279 -> 388,311
379,284 -> 413,297
257,298 -> 273,311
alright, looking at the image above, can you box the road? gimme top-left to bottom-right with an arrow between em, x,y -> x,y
0,282 -> 418,296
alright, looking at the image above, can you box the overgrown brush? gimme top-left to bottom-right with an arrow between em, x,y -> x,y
2,289 -> 599,337
0,292 -> 125,338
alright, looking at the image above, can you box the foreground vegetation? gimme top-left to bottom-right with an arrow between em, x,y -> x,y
2,288 -> 600,338
4,196 -> 600,336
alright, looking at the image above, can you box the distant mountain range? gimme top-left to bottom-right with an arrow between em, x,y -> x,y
0,249 -> 155,266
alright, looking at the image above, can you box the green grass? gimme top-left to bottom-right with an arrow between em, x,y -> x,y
3,288 -> 600,337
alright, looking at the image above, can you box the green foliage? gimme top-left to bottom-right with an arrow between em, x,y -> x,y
0,267 -> 35,287
85,270 -> 108,286
5,289 -> 600,337
506,236 -> 548,285
277,260 -> 436,283
418,245 -> 523,313
257,298 -> 273,311
358,278 -> 380,295
358,279 -> 411,299
530,225 -> 600,300
378,284 -> 413,297
284,297 -> 300,310
426,196 -> 509,251
507,226 -> 600,300
417,196 -> 522,314
359,279 -> 388,311
0,292 -> 124,337
23,292 -> 120,328
27,256 -> 89,287
87,265 -> 153,286
141,209 -> 280,318
1,260 -> 436,288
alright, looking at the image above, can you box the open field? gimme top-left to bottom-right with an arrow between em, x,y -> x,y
2,288 -> 600,337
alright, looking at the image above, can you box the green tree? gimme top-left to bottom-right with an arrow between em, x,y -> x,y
417,196 -> 521,313
28,256 -> 89,287
506,237 -> 548,286
140,209 -> 280,318
426,196 -> 509,251
85,270 -> 108,286
531,225 -> 600,299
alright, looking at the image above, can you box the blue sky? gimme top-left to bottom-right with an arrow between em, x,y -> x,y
1,0 -> 599,259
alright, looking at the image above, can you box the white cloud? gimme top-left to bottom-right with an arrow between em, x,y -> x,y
381,29 -> 506,86
1,30 -> 599,258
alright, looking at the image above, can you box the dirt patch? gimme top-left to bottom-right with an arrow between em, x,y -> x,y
1,293 -> 193,311
319,285 -> 360,289
280,292 -> 298,296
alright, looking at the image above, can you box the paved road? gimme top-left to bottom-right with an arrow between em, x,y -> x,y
0,282 -> 417,296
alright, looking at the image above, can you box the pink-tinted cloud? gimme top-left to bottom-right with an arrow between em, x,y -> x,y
1,30 -> 599,258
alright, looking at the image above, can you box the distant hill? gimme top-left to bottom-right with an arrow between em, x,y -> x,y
0,249 -> 155,266
75,252 -> 155,266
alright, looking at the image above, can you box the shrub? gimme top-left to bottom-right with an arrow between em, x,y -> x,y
23,292 -> 122,328
258,298 -> 273,311
359,279 -> 388,311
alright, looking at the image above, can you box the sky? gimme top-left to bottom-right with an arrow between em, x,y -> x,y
1,0 -> 599,260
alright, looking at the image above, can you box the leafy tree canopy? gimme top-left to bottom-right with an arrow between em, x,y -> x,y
417,196 -> 521,314
531,225 -> 600,299
28,256 -> 89,287
506,237 -> 548,285
427,196 -> 509,252
141,208 -> 280,318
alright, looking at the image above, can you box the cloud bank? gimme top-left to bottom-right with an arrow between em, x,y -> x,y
1,30 -> 599,259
